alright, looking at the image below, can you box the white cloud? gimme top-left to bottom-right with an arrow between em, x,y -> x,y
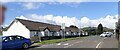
16,15 -> 29,20
65,3 -> 80,8
22,2 -> 43,10
16,14 -> 118,29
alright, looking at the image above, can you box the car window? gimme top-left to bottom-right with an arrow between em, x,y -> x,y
3,37 -> 6,41
106,33 -> 109,34
3,36 -> 25,42
16,36 -> 24,40
3,37 -> 10,42
103,33 -> 106,34
8,36 -> 16,41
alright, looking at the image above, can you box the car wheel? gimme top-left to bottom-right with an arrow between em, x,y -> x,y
22,43 -> 29,49
105,35 -> 107,37
109,35 -> 111,37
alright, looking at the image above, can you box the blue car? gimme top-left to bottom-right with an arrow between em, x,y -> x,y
1,35 -> 32,50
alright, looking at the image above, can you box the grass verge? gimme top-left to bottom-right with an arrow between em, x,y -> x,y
37,37 -> 84,45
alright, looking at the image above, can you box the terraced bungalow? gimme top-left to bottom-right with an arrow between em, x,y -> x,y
3,18 -> 85,42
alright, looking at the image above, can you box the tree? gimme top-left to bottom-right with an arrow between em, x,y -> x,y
103,27 -> 113,32
82,27 -> 97,35
69,25 -> 78,28
82,26 -> 113,35
97,23 -> 103,35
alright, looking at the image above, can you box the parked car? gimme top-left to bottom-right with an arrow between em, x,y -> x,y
2,35 -> 32,50
100,32 -> 113,37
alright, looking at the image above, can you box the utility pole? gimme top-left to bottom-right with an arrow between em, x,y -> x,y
117,3 -> 120,48
118,19 -> 120,49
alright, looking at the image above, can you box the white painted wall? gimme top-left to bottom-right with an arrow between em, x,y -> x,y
41,31 -> 45,37
65,32 -> 69,36
59,30 -> 63,36
82,32 -> 86,35
3,20 -> 30,38
73,32 -> 76,35
78,33 -> 81,36
44,29 -> 52,36
85,32 -> 88,35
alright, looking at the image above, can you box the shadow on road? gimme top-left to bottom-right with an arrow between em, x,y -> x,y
29,46 -> 40,49
17,45 -> 40,50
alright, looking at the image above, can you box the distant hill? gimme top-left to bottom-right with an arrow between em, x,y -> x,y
103,27 -> 114,32
81,27 -> 114,35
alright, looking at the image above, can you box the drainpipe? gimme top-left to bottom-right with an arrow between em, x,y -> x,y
38,32 -> 41,42
39,27 -> 41,42
64,29 -> 65,38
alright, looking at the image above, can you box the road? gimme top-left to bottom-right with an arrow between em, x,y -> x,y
27,35 -> 119,50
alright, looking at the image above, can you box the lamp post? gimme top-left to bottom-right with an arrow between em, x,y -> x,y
39,27 -> 42,42
61,23 -> 65,39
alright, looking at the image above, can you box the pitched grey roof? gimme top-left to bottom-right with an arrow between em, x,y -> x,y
65,27 -> 79,32
6,18 -> 79,32
16,19 -> 62,31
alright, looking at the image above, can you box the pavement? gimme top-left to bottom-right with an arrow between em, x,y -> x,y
27,35 -> 119,50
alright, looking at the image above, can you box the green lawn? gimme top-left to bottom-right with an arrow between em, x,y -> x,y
37,37 -> 84,45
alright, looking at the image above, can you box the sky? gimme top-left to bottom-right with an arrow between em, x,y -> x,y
1,1 -> 119,29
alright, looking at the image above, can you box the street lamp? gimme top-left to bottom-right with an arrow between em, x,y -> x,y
38,27 -> 42,42
61,23 -> 65,39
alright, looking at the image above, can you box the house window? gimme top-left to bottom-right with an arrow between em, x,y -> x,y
34,32 -> 38,36
51,32 -> 54,36
71,32 -> 74,35
57,32 -> 60,36
60,30 -> 63,36
44,31 -> 48,36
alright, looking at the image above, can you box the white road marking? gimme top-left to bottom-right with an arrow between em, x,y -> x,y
64,44 -> 74,48
98,42 -> 104,48
96,41 -> 102,48
64,41 -> 83,48
96,37 -> 107,48
37,44 -> 55,48
56,43 -> 61,45
63,43 -> 69,45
